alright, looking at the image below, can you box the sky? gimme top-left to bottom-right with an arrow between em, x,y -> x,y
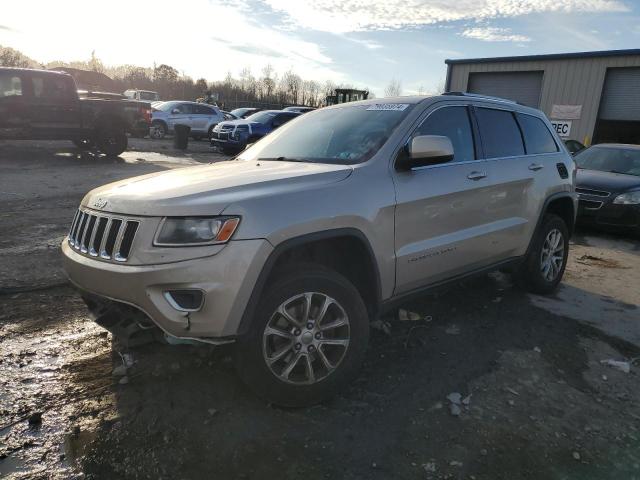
1,0 -> 640,96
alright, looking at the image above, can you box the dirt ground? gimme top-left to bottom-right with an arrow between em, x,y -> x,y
1,139 -> 639,480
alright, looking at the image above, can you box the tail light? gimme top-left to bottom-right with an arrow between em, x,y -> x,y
140,105 -> 152,124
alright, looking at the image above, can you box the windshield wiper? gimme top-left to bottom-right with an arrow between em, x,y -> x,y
609,170 -> 629,175
258,157 -> 308,162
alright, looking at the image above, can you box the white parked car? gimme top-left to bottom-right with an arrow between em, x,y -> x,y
151,101 -> 225,140
124,89 -> 160,102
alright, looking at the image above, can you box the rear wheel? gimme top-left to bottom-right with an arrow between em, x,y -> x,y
151,121 -> 167,139
97,125 -> 128,157
516,214 -> 569,294
235,264 -> 369,407
73,138 -> 94,150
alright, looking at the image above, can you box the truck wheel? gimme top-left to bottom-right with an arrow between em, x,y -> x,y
151,121 -> 167,139
235,264 -> 369,407
515,214 -> 569,294
97,126 -> 128,157
73,138 -> 94,150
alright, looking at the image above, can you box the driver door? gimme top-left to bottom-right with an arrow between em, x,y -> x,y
393,104 -> 502,294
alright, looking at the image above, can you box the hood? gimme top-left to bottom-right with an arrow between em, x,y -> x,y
82,160 -> 353,216
576,168 -> 640,194
219,119 -> 257,128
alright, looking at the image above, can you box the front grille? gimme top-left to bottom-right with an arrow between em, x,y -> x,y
579,199 -> 603,210
575,187 -> 611,198
68,209 -> 139,262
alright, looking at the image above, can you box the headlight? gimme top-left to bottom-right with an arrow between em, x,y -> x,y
154,217 -> 240,246
613,191 -> 640,205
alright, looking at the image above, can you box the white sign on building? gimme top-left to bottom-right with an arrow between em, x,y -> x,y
551,104 -> 582,120
550,120 -> 572,137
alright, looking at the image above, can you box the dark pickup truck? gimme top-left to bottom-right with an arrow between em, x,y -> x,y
0,67 -> 151,156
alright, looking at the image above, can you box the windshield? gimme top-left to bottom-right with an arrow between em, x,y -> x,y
139,91 -> 158,101
231,108 -> 252,117
238,103 -> 414,165
245,111 -> 277,123
575,146 -> 640,177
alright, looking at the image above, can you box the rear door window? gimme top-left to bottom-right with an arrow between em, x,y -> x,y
31,75 -> 75,101
0,73 -> 22,98
414,106 -> 475,163
475,108 -> 525,159
516,113 -> 558,154
195,104 -> 214,115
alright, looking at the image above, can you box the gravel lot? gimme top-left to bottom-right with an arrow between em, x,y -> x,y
1,139 -> 639,480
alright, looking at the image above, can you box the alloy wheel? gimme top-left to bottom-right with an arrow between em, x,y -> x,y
540,228 -> 565,282
262,292 -> 350,385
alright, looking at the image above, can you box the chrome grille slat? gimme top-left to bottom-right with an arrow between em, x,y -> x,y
66,208 -> 139,263
75,213 -> 88,249
99,218 -> 113,259
110,220 -> 126,261
89,217 -> 107,256
72,212 -> 83,246
575,187 -> 610,198
80,215 -> 96,253
86,215 -> 99,255
68,211 -> 80,247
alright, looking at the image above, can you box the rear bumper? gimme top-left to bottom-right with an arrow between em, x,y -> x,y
62,239 -> 273,339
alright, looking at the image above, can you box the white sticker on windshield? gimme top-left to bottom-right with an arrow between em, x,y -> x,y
366,103 -> 409,111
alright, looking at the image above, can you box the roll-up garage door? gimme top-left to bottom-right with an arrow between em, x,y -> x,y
467,71 -> 543,108
598,67 -> 640,121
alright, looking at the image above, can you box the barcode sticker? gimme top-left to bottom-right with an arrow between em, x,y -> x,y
366,103 -> 409,111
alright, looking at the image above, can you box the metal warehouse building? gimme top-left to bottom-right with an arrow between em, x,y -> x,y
445,49 -> 640,146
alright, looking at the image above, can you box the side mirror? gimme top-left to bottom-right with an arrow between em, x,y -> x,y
397,135 -> 454,170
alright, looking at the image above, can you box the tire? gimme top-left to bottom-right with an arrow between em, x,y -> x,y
222,146 -> 240,155
208,125 -> 216,140
151,121 -> 167,139
97,125 -> 128,157
235,264 -> 370,407
515,214 -> 569,294
73,138 -> 94,150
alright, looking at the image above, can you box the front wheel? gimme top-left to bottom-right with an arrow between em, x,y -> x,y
516,214 -> 569,294
235,264 -> 369,407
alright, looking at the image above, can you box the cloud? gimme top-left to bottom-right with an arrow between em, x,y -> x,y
262,0 -> 628,33
461,27 -> 531,42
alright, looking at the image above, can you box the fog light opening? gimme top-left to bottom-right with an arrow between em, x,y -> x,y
164,289 -> 204,312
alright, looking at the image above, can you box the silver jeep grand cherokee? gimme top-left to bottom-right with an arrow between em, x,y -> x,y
62,93 -> 577,406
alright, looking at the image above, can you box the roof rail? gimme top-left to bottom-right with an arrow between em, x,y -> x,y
442,91 -> 517,104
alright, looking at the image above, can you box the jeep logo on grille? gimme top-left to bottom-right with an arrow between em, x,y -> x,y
93,198 -> 108,209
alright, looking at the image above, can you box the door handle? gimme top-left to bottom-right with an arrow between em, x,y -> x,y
467,171 -> 487,181
528,163 -> 544,171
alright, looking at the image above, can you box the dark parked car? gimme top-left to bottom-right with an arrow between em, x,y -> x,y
0,67 -> 151,156
574,144 -> 640,235
229,107 -> 260,119
210,110 -> 300,154
564,139 -> 585,155
283,106 -> 315,113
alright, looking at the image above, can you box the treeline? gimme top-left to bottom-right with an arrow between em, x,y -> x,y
0,46 -> 370,108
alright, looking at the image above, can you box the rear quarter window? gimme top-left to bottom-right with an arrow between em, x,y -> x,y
475,108 -> 525,159
516,113 -> 558,154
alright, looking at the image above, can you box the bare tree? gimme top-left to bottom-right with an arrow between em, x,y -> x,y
384,78 -> 402,97
0,45 -> 39,68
